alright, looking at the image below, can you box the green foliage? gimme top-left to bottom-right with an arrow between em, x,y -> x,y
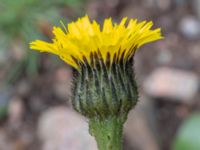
173,113 -> 200,150
0,0 -> 85,83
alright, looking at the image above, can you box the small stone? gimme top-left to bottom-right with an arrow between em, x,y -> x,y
143,67 -> 199,103
179,16 -> 200,39
38,107 -> 97,150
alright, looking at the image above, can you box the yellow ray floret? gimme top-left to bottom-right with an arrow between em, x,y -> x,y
30,15 -> 163,69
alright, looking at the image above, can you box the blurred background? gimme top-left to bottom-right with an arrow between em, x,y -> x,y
0,0 -> 200,150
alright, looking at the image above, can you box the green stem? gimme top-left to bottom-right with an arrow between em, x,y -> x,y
89,116 -> 124,150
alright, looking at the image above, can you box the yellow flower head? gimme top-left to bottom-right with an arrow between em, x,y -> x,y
30,15 -> 163,70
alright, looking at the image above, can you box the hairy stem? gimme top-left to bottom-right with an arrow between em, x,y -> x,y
89,116 -> 124,150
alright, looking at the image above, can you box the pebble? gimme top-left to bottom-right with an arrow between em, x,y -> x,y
38,107 -> 97,150
143,67 -> 199,103
179,16 -> 200,39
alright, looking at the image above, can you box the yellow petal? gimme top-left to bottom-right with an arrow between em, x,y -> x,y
29,15 -> 163,70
